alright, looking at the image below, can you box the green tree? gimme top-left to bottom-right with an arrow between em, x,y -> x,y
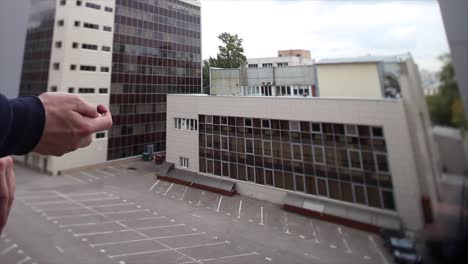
426,54 -> 466,127
202,33 -> 247,94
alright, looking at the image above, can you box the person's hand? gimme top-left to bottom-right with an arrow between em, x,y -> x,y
0,156 -> 15,235
33,92 -> 113,156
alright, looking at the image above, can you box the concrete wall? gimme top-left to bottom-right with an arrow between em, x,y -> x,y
317,63 -> 383,98
433,127 -> 467,175
167,94 -> 428,231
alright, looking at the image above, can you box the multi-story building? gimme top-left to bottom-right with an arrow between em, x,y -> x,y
17,0 -> 201,174
165,55 -> 441,232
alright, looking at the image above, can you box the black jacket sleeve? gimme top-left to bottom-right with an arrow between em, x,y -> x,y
0,94 -> 45,158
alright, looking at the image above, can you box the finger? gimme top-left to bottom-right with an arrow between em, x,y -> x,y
87,110 -> 113,133
5,159 -> 14,228
0,159 -> 9,233
74,97 -> 99,118
78,135 -> 93,149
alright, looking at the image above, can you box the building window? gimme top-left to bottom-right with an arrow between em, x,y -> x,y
278,62 -> 288,67
99,88 -> 108,94
78,88 -> 95,94
55,41 -> 62,48
72,42 -> 79,48
60,0 -> 66,6
248,64 -> 258,68
103,26 -> 112,32
96,132 -> 105,139
262,63 -> 273,68
68,87 -> 75,93
76,0 -> 82,6
80,65 -> 96,72
70,64 -> 77,70
74,21 -> 80,27
174,118 -> 198,131
85,2 -> 101,10
50,86 -> 58,92
104,6 -> 113,12
102,46 -> 111,52
82,43 -> 98,50
100,66 -> 109,72
345,125 -> 358,136
57,20 -> 64,26
84,22 -> 99,30
180,157 -> 189,168
53,63 -> 60,70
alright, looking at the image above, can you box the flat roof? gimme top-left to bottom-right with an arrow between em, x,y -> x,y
315,54 -> 409,65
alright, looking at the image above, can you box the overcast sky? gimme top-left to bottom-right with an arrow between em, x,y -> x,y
200,0 -> 450,72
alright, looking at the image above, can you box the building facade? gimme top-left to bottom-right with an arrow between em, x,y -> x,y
166,56 -> 440,231
17,0 -> 201,174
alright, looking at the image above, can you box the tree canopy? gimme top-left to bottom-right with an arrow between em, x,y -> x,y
203,33 -> 247,93
426,54 -> 466,128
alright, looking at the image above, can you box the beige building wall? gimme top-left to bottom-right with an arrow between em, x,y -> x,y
167,94 -> 428,231
20,0 -> 116,175
317,63 -> 383,98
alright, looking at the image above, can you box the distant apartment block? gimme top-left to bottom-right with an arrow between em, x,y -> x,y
17,0 -> 201,175
165,55 -> 441,232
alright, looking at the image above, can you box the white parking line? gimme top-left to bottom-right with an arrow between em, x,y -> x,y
197,191 -> 205,207
260,207 -> 264,225
164,183 -> 174,196
342,238 -> 352,253
65,192 -> 108,197
102,209 -> 147,215
74,224 -> 185,237
55,191 -> 202,264
48,213 -> 96,220
80,171 -> 99,180
180,252 -> 259,264
26,200 -> 72,206
180,186 -> 188,200
1,244 -> 17,255
108,241 -> 230,258
36,206 -> 83,213
284,214 -> 291,234
95,169 -> 114,177
369,235 -> 389,264
55,246 -> 64,253
67,175 -> 85,183
216,196 -> 223,213
15,256 -> 31,264
17,194 -> 59,200
149,180 -> 160,191
76,197 -> 120,203
91,202 -> 135,208
237,200 -> 242,219
91,232 -> 206,247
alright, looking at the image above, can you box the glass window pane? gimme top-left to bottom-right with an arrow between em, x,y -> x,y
274,171 -> 284,188
305,176 -> 316,195
354,185 -> 366,204
265,170 -> 273,186
328,180 -> 341,199
382,190 -> 395,210
340,182 -> 353,202
284,172 -> 294,190
295,174 -> 304,192
317,178 -> 328,196
238,164 -> 246,181
247,166 -> 255,182
367,186 -> 381,208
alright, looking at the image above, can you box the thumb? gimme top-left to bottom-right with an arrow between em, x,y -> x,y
87,110 -> 113,133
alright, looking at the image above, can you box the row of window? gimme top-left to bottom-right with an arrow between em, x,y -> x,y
49,86 -> 108,94
199,159 -> 395,210
55,41 -> 111,52
60,0 -> 113,13
57,19 -> 112,32
52,63 -> 110,73
200,116 -> 384,138
174,118 -> 198,131
247,62 -> 289,68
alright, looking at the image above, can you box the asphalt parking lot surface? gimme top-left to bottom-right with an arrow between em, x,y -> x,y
1,160 -> 394,264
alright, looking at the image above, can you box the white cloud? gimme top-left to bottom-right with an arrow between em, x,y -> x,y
200,0 -> 450,71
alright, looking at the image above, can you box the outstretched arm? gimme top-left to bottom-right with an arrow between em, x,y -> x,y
0,92 -> 113,158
